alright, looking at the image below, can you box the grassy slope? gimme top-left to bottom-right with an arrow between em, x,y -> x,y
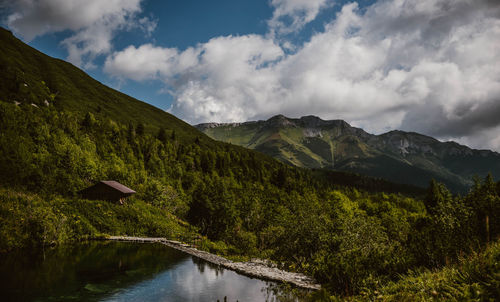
0,27 -> 200,141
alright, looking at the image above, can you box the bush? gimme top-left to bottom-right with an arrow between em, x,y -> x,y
0,188 -> 195,252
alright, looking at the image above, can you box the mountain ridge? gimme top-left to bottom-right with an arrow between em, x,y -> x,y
197,114 -> 498,156
197,115 -> 500,192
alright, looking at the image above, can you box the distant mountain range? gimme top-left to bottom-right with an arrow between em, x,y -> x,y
197,115 -> 500,192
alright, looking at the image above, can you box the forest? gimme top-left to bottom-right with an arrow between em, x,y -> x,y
1,100 -> 499,300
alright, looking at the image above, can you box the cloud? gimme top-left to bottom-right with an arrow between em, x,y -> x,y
107,0 -> 500,151
104,44 -> 181,81
104,35 -> 284,122
268,0 -> 332,35
5,0 -> 154,67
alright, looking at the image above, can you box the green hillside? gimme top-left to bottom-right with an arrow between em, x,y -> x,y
0,28 -> 200,141
198,115 -> 500,192
1,27 -> 499,300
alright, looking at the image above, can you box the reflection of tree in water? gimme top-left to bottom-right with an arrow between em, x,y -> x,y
216,296 -> 233,302
263,282 -> 310,302
1,242 -> 189,301
214,282 -> 306,302
191,256 -> 225,276
189,256 -> 307,301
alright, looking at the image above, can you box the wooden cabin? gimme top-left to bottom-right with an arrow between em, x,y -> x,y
79,181 -> 136,204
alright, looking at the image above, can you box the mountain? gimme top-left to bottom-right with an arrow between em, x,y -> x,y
197,115 -> 500,192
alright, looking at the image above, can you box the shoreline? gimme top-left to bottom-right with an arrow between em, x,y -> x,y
104,236 -> 321,290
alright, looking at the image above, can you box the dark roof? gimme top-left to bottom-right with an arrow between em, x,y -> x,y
100,181 -> 136,194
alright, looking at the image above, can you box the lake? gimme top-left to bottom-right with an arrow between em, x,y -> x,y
0,241 -> 299,301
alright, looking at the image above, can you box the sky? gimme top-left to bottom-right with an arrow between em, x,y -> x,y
1,0 -> 500,151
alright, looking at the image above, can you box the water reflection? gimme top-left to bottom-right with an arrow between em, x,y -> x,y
105,254 -> 278,301
0,242 -> 188,301
192,256 -> 225,276
0,242 -> 301,302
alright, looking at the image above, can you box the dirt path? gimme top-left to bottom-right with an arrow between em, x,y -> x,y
105,236 -> 321,290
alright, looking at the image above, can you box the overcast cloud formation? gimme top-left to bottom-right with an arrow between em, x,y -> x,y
5,0 -> 155,67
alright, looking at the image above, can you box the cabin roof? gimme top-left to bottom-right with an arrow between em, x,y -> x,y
99,181 -> 136,194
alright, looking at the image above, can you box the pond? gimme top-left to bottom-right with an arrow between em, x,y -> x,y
0,241 -> 301,301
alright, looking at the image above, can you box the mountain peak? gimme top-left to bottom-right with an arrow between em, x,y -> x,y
298,115 -> 352,129
266,114 -> 296,127
263,114 -> 353,130
299,115 -> 324,126
300,115 -> 322,121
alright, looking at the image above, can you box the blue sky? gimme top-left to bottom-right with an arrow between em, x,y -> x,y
1,0 -> 376,112
17,0 -> 274,109
2,0 -> 500,151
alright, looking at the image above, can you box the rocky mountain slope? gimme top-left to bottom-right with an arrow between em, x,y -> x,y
197,115 -> 500,192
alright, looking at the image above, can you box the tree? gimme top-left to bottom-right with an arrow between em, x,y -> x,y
157,127 -> 167,143
127,122 -> 135,143
81,112 -> 95,129
136,122 -> 144,136
478,174 -> 499,244
424,179 -> 451,214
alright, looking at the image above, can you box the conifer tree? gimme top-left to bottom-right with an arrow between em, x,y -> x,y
157,127 -> 167,143
136,122 -> 145,136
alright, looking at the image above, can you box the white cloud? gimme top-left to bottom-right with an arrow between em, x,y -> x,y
108,0 -> 500,151
105,35 -> 284,122
268,0 -> 332,35
104,44 -> 181,81
5,0 -> 154,67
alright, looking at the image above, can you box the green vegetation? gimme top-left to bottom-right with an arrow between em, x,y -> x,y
0,189 -> 194,252
343,240 -> 500,301
0,26 -> 499,300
